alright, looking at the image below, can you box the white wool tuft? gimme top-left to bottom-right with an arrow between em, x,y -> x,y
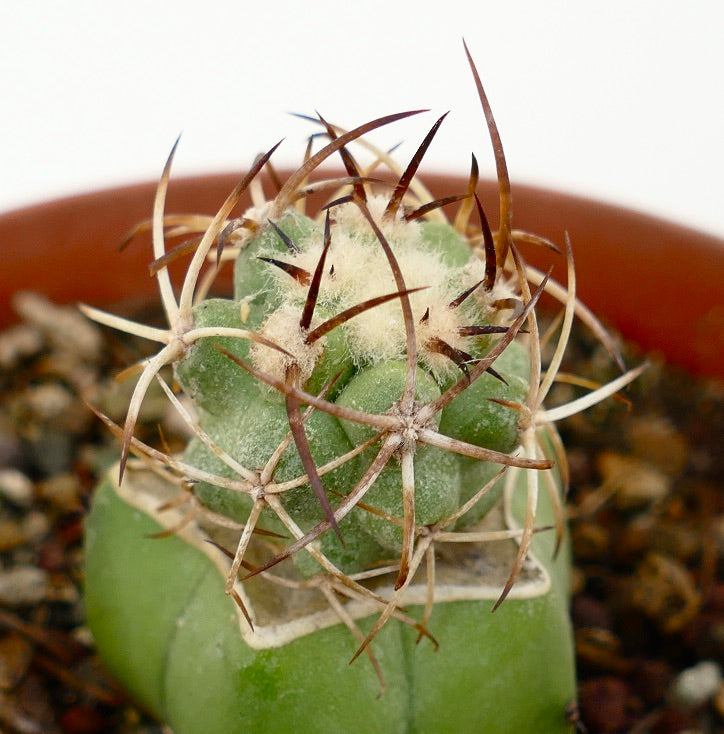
250,305 -> 324,385
255,197 -> 498,377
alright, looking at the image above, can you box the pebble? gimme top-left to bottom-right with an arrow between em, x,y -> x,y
597,451 -> 672,510
672,660 -> 722,708
631,551 -> 699,633
628,415 -> 689,477
0,566 -> 49,606
0,632 -> 34,689
20,511 -> 50,544
38,473 -> 82,512
0,468 -> 34,508
0,323 -> 44,369
0,520 -> 25,552
23,383 -> 76,425
578,676 -> 631,733
714,681 -> 724,718
12,291 -> 103,364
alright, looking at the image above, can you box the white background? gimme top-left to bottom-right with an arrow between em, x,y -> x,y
1,1 -> 722,238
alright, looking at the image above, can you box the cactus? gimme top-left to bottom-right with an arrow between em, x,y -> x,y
82,44 -> 643,733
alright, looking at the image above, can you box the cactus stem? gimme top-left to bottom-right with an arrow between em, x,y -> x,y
241,435 -> 401,581
82,45 -> 647,699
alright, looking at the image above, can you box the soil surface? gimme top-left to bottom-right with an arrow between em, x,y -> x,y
0,292 -> 721,734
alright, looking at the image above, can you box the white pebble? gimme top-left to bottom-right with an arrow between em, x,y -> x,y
0,566 -> 49,606
12,291 -> 103,363
0,468 -> 34,508
673,660 -> 722,708
0,323 -> 43,368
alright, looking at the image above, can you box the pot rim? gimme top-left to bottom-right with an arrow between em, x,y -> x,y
1,172 -> 722,378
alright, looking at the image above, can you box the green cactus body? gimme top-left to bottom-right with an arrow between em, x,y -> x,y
174,200 -> 527,569
85,456 -> 574,734
81,49 -> 642,733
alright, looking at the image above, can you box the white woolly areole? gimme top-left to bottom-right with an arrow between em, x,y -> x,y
249,305 -> 324,384
255,196 -> 499,379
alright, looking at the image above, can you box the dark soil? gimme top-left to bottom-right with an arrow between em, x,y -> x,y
0,293 -> 721,734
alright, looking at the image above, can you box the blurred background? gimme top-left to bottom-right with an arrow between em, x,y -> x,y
1,1 -> 722,237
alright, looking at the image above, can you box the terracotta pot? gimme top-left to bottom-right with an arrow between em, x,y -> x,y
1,173 -> 722,378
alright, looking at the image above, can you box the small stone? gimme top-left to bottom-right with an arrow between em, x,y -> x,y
0,633 -> 34,689
672,660 -> 722,708
572,595 -> 613,631
21,511 -> 50,543
631,552 -> 699,633
38,473 -> 82,511
632,660 -> 674,706
598,451 -> 672,510
23,383 -> 74,422
0,567 -> 49,606
0,468 -> 34,508
12,291 -> 103,363
0,520 -> 25,552
45,575 -> 80,604
578,676 -> 631,733
713,681 -> 724,718
628,415 -> 689,477
571,521 -> 609,560
0,323 -> 44,369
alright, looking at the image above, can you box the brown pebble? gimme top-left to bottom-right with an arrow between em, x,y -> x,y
632,660 -> 675,706
38,474 -> 83,512
649,705 -> 697,734
598,451 -> 672,511
0,519 -> 26,552
578,676 -> 631,733
571,521 -> 610,560
58,704 -> 109,734
631,552 -> 700,633
572,595 -> 613,630
575,628 -> 635,675
714,680 -> 724,718
628,415 -> 689,477
0,633 -> 34,689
